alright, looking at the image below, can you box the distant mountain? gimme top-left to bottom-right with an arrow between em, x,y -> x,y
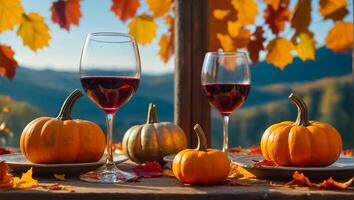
0,47 -> 352,147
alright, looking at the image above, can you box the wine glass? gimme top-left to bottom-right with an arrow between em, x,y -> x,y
79,32 -> 141,183
201,51 -> 251,153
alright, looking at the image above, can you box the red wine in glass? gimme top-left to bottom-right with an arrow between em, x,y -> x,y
80,76 -> 140,114
202,83 -> 250,116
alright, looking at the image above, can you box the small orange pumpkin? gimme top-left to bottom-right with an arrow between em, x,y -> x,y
260,93 -> 343,167
172,124 -> 230,185
20,89 -> 106,164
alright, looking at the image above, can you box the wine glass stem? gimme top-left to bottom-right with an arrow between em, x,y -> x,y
105,113 -> 115,166
222,115 -> 229,153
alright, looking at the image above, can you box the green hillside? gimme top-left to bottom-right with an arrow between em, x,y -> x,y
211,75 -> 353,148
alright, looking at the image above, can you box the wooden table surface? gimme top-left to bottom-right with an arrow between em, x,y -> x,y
1,161 -> 354,200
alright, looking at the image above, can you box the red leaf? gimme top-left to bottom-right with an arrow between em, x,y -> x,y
111,0 -> 140,22
247,145 -> 262,155
0,161 -> 12,188
246,26 -> 265,64
253,159 -> 276,167
229,146 -> 245,154
264,4 -> 290,35
132,162 -> 163,178
287,171 -> 313,187
0,148 -> 14,156
51,0 -> 81,31
0,45 -> 18,80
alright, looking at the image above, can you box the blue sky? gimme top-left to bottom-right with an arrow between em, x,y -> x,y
0,0 -> 352,75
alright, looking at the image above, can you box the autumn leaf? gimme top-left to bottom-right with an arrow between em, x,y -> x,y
263,0 -> 289,11
247,26 -> 265,64
159,16 -> 174,63
316,177 -> 354,189
231,0 -> 258,25
227,20 -> 242,37
0,0 -> 24,32
12,167 -> 39,189
111,0 -> 140,22
319,0 -> 348,21
132,162 -> 163,178
325,21 -> 353,52
264,4 -> 290,35
287,171 -> 313,187
0,45 -> 18,80
229,146 -> 245,154
53,174 -> 66,181
17,13 -> 51,51
213,9 -> 231,20
146,0 -> 172,17
50,0 -> 81,31
217,33 -> 235,51
248,145 -> 262,155
129,14 -> 158,45
253,159 -> 276,167
295,32 -> 316,61
233,28 -> 251,48
0,161 -> 12,188
291,0 -> 311,37
342,149 -> 353,156
266,37 -> 294,69
0,147 -> 14,155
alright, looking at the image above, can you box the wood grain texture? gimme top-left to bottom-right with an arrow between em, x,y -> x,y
175,0 -> 211,147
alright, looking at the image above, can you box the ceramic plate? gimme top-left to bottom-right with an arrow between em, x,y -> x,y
0,153 -> 128,176
163,154 -> 354,180
231,154 -> 354,180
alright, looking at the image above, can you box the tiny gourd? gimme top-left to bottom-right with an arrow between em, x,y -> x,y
20,89 -> 106,164
122,103 -> 187,163
260,93 -> 343,167
172,124 -> 230,185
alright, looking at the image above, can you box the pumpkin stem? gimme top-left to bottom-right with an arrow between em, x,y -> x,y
289,93 -> 310,126
146,103 -> 158,123
193,124 -> 208,151
57,89 -> 83,121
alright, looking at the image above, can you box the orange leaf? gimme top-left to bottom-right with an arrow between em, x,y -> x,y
291,0 -> 311,37
287,171 -> 313,187
12,167 -> 39,189
325,21 -> 353,53
227,20 -> 242,37
217,33 -> 235,51
246,26 -> 265,64
264,4 -> 290,35
263,0 -> 289,11
51,0 -> 81,31
342,149 -> 353,156
0,161 -> 12,188
53,174 -> 66,181
319,0 -> 348,21
146,0 -> 172,17
0,45 -> 18,80
159,16 -> 174,63
231,0 -> 258,25
266,37 -> 294,69
233,28 -> 251,48
111,0 -> 140,22
229,146 -> 245,154
316,177 -> 354,189
213,9 -> 231,20
248,145 -> 262,155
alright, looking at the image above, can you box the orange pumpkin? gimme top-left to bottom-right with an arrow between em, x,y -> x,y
260,93 -> 342,167
20,89 -> 106,164
172,124 -> 230,185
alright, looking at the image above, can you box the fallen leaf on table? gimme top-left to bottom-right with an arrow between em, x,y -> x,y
0,161 -> 12,189
0,148 -> 14,155
248,145 -> 262,155
229,146 -> 245,154
228,163 -> 256,179
342,149 -> 353,157
315,177 -> 354,189
12,167 -> 39,189
253,159 -> 276,167
53,174 -> 66,181
133,161 -> 163,178
42,183 -> 75,192
287,171 -> 313,187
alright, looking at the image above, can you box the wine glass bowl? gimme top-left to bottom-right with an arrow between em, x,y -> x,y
201,51 -> 251,153
79,32 -> 141,183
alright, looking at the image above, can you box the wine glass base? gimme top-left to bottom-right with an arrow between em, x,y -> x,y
79,164 -> 137,183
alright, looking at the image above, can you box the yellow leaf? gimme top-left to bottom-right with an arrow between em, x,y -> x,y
17,13 -> 51,51
0,0 -> 24,32
227,20 -> 242,37
12,168 -> 38,189
319,0 -> 347,20
325,21 -> 353,52
53,174 -> 66,181
266,37 -> 294,69
264,0 -> 280,10
129,15 -> 158,45
146,0 -> 172,17
231,0 -> 258,25
217,33 -> 235,51
213,9 -> 230,20
295,32 -> 316,61
158,34 -> 173,63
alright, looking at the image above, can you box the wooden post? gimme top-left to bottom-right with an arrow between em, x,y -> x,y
174,0 -> 211,147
